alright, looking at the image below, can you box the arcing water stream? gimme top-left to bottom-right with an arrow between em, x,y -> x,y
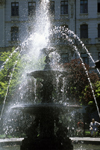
51,27 -> 100,117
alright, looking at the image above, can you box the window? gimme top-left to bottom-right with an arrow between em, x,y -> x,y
81,53 -> 89,64
28,2 -> 36,16
80,0 -> 88,13
61,53 -> 69,63
11,27 -> 19,41
98,0 -> 100,12
11,2 -> 19,16
98,24 -> 100,38
80,24 -> 88,38
49,1 -> 55,15
98,52 -> 100,59
61,1 -> 68,15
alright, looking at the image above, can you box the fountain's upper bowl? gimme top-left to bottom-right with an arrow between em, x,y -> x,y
27,70 -> 68,79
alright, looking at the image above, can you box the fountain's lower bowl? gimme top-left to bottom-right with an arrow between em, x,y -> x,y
12,103 -> 81,115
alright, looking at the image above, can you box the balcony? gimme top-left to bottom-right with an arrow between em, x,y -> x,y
11,16 -> 19,21
79,13 -> 88,17
60,14 -> 69,20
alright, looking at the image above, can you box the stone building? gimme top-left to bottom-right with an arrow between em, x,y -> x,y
0,0 -> 100,66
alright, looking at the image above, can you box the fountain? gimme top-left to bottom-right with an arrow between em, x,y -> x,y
12,51 -> 81,150
0,0 -> 100,150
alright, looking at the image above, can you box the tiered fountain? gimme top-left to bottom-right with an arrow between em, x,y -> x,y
13,49 -> 78,150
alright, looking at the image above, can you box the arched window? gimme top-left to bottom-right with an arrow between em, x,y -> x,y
11,27 -> 19,41
80,24 -> 88,38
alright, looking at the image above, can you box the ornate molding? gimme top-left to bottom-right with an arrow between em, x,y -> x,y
0,0 -> 5,5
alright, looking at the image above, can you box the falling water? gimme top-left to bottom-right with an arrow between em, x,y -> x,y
61,77 -> 66,102
33,79 -> 37,103
0,0 -> 51,123
52,27 -> 100,75
70,30 -> 100,75
51,27 -> 100,117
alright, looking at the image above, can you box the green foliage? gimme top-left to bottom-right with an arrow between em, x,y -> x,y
81,80 -> 100,113
0,134 -> 6,139
0,48 -> 19,103
0,47 -> 45,104
88,101 -> 94,105
95,81 -> 100,97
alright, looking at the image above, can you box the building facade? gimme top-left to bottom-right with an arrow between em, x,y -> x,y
0,0 -> 100,66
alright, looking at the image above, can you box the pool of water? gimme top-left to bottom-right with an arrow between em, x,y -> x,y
0,144 -> 100,150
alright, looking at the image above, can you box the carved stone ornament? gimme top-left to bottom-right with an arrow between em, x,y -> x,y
0,0 -> 5,5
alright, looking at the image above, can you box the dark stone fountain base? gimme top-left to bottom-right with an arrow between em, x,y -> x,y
18,104 -> 73,150
21,134 -> 73,150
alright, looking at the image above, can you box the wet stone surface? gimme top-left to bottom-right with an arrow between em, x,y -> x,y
0,144 -> 100,150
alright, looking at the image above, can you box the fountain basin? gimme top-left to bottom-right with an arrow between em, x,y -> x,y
0,138 -> 100,150
12,103 -> 81,115
27,70 -> 69,79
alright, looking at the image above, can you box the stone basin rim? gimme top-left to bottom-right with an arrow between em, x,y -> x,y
27,69 -> 69,77
11,103 -> 82,110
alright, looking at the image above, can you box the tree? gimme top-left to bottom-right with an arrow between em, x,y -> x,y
0,47 -> 46,105
62,59 -> 99,105
83,81 -> 100,113
0,48 -> 19,103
